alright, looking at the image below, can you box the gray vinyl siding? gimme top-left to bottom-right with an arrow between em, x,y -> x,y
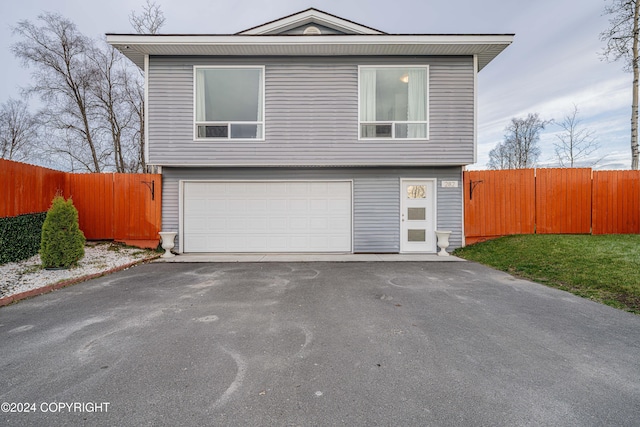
148,56 -> 475,166
353,177 -> 399,252
162,166 -> 463,253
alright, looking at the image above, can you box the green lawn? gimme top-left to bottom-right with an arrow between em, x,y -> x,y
454,234 -> 640,314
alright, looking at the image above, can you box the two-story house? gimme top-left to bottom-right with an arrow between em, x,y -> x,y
108,8 -> 512,254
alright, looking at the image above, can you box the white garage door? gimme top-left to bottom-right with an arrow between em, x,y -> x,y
183,181 -> 352,252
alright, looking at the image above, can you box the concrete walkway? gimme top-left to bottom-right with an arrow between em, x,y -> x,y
157,253 -> 465,262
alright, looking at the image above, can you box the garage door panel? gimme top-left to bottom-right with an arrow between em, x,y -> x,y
290,236 -> 309,250
328,199 -> 350,212
183,181 -> 352,253
265,183 -> 288,195
187,199 -> 207,214
242,199 -> 264,211
268,236 -> 288,251
309,217 -> 329,230
185,235 -> 207,252
310,199 -> 328,212
186,185 -> 208,198
329,217 -> 350,231
329,182 -> 351,196
288,217 -> 308,230
268,199 -> 288,212
227,238 -> 248,252
330,235 -> 351,248
207,220 -> 229,232
287,182 -> 306,192
235,183 -> 259,196
269,217 -> 288,230
245,236 -> 268,251
185,216 -> 209,233
309,236 -> 328,249
289,199 -> 308,211
227,199 -> 245,212
247,217 -> 269,231
228,218 -> 246,231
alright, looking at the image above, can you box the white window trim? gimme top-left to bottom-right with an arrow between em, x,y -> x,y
193,65 -> 266,142
357,65 -> 430,141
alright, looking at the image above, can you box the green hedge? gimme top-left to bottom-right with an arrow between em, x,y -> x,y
0,212 -> 47,264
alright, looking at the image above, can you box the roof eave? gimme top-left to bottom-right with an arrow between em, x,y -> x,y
107,34 -> 514,71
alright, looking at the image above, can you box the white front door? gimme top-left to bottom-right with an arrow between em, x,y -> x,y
400,179 -> 436,253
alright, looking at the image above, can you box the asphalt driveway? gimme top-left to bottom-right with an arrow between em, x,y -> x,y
1,262 -> 639,426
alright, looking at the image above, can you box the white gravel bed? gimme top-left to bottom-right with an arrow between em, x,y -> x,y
0,242 -> 156,300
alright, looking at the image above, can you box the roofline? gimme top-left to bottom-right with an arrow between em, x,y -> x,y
106,34 -> 515,43
106,33 -> 515,37
236,7 -> 385,35
107,33 -> 514,72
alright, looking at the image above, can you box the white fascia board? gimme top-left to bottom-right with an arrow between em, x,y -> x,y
151,162 -> 473,167
107,34 -> 513,47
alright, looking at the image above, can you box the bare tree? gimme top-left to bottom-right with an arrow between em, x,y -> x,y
11,12 -> 107,172
129,0 -> 166,34
127,0 -> 167,172
488,113 -> 549,169
0,98 -> 38,161
8,7 -> 161,172
89,44 -> 138,172
601,0 -> 640,169
554,104 -> 601,167
487,140 -> 515,170
121,69 -> 146,171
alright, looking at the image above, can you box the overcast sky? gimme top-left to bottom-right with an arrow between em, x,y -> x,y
0,0 -> 632,169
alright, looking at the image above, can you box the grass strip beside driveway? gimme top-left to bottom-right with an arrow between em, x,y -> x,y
454,234 -> 640,314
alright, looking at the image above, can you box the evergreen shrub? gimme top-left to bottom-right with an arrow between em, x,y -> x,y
40,196 -> 85,269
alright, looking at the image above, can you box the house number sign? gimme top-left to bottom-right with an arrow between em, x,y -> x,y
441,181 -> 459,188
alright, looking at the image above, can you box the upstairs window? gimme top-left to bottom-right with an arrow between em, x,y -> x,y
195,66 -> 264,140
359,66 -> 429,139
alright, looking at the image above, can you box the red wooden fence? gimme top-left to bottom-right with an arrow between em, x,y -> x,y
1,159 -> 161,247
464,169 -> 535,244
113,173 -> 160,241
536,168 -> 592,234
592,170 -> 640,234
0,159 -> 66,217
465,168 -> 640,244
66,173 -> 115,240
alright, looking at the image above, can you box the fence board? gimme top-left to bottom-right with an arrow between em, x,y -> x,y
1,159 -> 161,245
592,170 -> 640,234
67,173 -> 115,240
464,169 -> 535,243
536,168 -> 592,234
465,168 -> 640,243
112,174 -> 161,241
0,159 -> 67,217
